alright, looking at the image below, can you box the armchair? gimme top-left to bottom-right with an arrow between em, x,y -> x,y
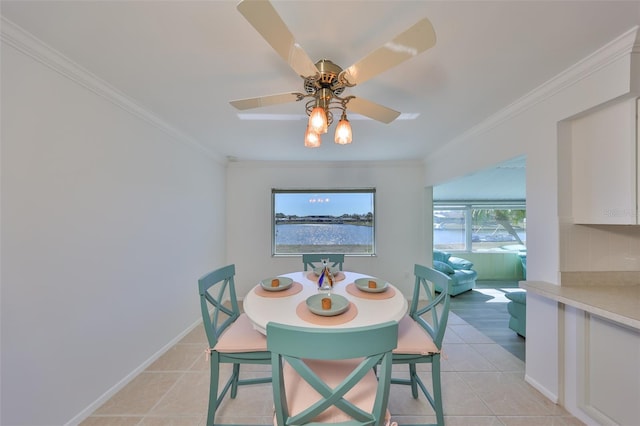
432,250 -> 477,296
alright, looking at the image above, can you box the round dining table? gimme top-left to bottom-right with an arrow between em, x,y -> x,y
243,270 -> 408,335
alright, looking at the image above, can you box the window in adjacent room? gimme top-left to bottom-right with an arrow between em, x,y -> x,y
434,202 -> 526,253
272,189 -> 375,255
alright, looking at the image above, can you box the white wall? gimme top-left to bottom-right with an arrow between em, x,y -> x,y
226,161 -> 427,299
423,27 -> 640,410
1,40 -> 226,425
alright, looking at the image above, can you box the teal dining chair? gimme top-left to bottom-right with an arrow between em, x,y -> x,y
198,264 -> 272,426
267,321 -> 398,426
390,264 -> 452,426
302,253 -> 345,271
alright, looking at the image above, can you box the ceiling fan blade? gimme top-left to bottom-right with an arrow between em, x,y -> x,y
230,92 -> 301,110
237,0 -> 319,78
342,18 -> 436,86
347,97 -> 401,124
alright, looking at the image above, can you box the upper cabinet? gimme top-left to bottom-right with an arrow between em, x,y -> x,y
571,98 -> 639,224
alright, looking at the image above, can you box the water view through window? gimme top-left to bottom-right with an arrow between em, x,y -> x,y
272,189 -> 375,255
434,205 -> 526,252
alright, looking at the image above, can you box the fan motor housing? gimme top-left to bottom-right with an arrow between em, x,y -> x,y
304,59 -> 345,95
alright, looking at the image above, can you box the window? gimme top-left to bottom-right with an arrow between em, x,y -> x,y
434,202 -> 526,252
272,189 -> 375,255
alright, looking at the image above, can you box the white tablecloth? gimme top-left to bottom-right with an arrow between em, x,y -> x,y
243,271 -> 408,334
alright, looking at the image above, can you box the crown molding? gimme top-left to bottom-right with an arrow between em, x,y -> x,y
427,25 -> 640,162
1,17 -> 224,163
226,159 -> 425,169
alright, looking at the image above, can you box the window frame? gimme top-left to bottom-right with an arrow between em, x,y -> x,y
271,188 -> 376,256
434,200 -> 526,253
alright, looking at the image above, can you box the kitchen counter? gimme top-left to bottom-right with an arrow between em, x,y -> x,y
521,276 -> 640,330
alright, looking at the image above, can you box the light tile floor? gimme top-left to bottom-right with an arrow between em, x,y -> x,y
80,312 -> 584,426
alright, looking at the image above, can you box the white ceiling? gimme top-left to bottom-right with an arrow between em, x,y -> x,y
433,155 -> 526,201
2,0 -> 640,165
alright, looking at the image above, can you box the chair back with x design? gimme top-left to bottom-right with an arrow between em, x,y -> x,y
391,264 -> 452,426
302,253 -> 345,271
409,264 -> 451,348
267,321 -> 397,425
198,264 -> 271,426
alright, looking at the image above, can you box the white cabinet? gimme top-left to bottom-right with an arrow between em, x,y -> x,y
565,307 -> 640,426
571,98 -> 638,224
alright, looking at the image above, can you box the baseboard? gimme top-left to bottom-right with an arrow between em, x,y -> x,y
65,317 -> 204,425
524,374 -> 559,404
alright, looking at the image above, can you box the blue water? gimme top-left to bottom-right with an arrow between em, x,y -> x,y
275,224 -> 524,246
434,229 -> 526,244
275,224 -> 373,245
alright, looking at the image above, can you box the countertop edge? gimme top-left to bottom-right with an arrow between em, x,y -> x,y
520,280 -> 640,330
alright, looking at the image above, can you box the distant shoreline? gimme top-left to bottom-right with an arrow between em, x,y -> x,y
275,244 -> 373,254
275,221 -> 372,227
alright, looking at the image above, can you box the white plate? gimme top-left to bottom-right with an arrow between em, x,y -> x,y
306,294 -> 349,316
260,276 -> 293,292
354,277 -> 389,293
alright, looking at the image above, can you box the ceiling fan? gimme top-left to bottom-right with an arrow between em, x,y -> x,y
229,0 -> 436,147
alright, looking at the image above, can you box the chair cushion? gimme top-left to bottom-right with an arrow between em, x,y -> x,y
453,268 -> 478,281
279,358 -> 391,424
394,315 -> 440,355
448,256 -> 474,270
214,313 -> 267,353
433,260 -> 455,275
433,250 -> 451,263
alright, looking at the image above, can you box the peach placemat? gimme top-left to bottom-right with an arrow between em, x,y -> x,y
295,301 -> 358,326
253,282 -> 304,298
345,283 -> 396,300
306,271 -> 346,282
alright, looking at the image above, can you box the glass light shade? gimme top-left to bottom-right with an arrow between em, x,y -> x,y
309,107 -> 328,134
334,117 -> 352,145
304,126 -> 321,148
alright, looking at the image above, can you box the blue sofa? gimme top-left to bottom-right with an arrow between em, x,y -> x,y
518,253 -> 527,279
432,250 -> 478,296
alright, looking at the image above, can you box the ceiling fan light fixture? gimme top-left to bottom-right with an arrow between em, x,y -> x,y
334,114 -> 352,145
309,106 -> 328,134
233,1 -> 436,149
304,126 -> 321,148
